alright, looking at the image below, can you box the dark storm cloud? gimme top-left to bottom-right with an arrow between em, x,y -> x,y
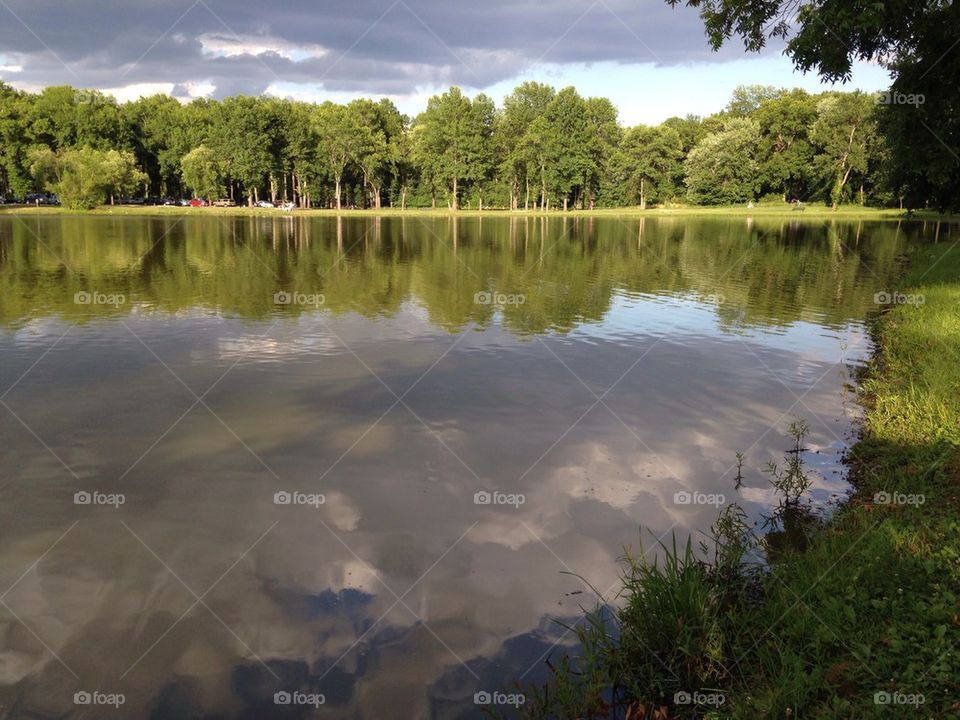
0,0 -> 779,95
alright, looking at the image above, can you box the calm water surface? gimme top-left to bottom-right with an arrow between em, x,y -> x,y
0,214 -> 936,718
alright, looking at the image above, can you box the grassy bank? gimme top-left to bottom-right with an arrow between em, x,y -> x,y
518,240 -> 960,718
1,203 -> 954,222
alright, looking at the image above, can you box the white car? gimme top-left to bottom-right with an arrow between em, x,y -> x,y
255,201 -> 275,208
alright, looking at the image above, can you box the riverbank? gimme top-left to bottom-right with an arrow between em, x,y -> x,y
1,203 -> 955,222
520,238 -> 960,718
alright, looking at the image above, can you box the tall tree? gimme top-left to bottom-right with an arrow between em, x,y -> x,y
753,89 -> 818,201
614,125 -> 684,208
314,102 -> 362,210
811,92 -> 878,209
180,145 -> 223,203
684,117 -> 761,205
413,88 -> 494,210
497,81 -> 556,210
667,0 -> 960,210
540,87 -> 592,211
209,96 -> 273,205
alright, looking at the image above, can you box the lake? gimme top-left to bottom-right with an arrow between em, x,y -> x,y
0,214 -> 934,718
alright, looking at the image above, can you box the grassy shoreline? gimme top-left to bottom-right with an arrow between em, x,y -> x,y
1,203 -> 956,222
519,238 -> 959,718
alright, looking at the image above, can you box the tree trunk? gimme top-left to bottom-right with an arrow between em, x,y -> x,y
639,178 -> 646,211
524,177 -> 530,211
452,176 -> 459,211
563,196 -> 568,212
335,175 -> 342,210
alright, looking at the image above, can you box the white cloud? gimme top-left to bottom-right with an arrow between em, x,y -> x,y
198,32 -> 328,62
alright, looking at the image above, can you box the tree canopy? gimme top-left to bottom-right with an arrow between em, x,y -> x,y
667,0 -> 960,210
0,79 -> 936,210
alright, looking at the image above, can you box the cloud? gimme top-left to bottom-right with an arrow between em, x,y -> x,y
0,0 -> 774,99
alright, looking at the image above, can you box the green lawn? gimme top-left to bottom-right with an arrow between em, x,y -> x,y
1,203 -> 954,221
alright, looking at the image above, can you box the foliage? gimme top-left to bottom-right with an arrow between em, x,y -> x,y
180,145 -> 223,202
665,0 -> 960,210
684,117 -> 761,204
0,79 -> 915,211
29,145 -> 143,209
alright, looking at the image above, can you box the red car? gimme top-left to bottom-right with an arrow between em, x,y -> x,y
189,199 -> 206,207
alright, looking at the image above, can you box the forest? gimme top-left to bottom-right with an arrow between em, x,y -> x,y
0,81 -> 929,212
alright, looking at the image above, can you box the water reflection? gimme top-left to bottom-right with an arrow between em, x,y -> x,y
0,215 -> 935,718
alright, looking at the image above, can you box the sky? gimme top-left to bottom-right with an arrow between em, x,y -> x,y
0,0 -> 892,125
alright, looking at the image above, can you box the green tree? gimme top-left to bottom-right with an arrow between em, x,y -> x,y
101,149 -> 147,204
0,82 -> 32,197
753,89 -> 818,201
684,117 -> 761,205
614,125 -> 684,208
413,88 -> 494,210
540,87 -> 592,211
583,96 -> 621,209
209,96 -> 273,205
29,146 -> 133,210
667,0 -> 960,210
349,98 -> 405,208
180,145 -> 223,203
496,81 -> 556,210
314,102 -> 363,210
810,92 -> 878,209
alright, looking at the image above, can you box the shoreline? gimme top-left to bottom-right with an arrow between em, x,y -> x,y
520,235 -> 960,717
1,204 -> 956,222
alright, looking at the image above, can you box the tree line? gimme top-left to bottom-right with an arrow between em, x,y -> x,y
0,80 -> 934,211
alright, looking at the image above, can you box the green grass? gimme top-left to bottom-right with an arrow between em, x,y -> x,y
1,203 -> 954,221
516,239 -> 960,718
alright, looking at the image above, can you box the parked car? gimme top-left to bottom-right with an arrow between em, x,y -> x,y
162,198 -> 178,206
178,199 -> 192,206
255,200 -> 275,208
24,192 -> 59,205
189,199 -> 206,207
212,199 -> 236,207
